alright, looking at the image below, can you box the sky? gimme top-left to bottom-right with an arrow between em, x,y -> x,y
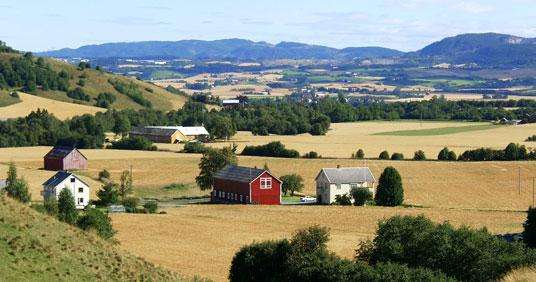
1,0 -> 535,52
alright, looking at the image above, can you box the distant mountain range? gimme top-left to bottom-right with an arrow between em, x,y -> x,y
36,39 -> 404,61
37,33 -> 536,67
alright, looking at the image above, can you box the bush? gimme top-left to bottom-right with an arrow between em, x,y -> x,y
58,189 -> 78,224
43,197 -> 58,215
375,167 -> 403,207
144,201 -> 158,213
390,152 -> 404,160
241,141 -> 299,158
303,151 -> 320,159
413,150 -> 426,160
97,182 -> 120,206
67,87 -> 90,101
76,208 -> 116,239
183,142 -> 207,154
335,194 -> 352,206
98,169 -> 111,181
378,151 -> 390,160
122,197 -> 139,213
438,147 -> 457,161
108,78 -> 152,108
526,135 -> 536,142
110,136 -> 157,151
524,207 -> 536,248
357,215 -> 536,281
95,92 -> 116,108
353,149 -> 365,159
351,187 -> 373,206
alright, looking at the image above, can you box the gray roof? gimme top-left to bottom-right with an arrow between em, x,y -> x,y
45,146 -> 86,160
214,165 -> 266,183
43,171 -> 89,187
130,126 -> 178,137
316,167 -> 375,184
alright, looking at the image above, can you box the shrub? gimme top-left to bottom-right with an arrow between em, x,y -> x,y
58,189 -> 78,224
97,182 -> 120,206
183,142 -> 207,154
98,169 -> 111,181
335,194 -> 352,206
375,167 -> 403,206
43,197 -> 58,215
390,152 -> 404,160
144,201 -> 158,213
76,208 -> 116,239
241,141 -> 299,158
526,135 -> 536,142
122,197 -> 139,213
378,151 -> 390,160
280,174 -> 304,196
5,179 -> 31,203
357,215 -> 536,281
351,187 -> 373,206
303,151 -> 320,159
108,78 -> 152,108
447,150 -> 457,161
95,92 -> 116,108
67,87 -> 90,101
353,149 -> 365,159
110,136 -> 157,151
438,147 -> 457,161
413,150 -> 426,160
524,207 -> 536,248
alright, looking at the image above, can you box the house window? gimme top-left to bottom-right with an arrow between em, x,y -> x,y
260,178 -> 272,189
240,194 -> 243,202
337,184 -> 341,190
78,198 -> 83,204
350,184 -> 358,190
234,194 -> 237,201
78,187 -> 83,193
71,177 -> 76,183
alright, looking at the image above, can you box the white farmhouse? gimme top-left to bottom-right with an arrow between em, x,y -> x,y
315,167 -> 375,204
42,171 -> 90,209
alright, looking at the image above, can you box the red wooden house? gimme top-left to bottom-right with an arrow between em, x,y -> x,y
44,147 -> 88,171
211,165 -> 282,205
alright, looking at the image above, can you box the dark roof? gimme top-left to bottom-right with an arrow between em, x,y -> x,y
44,146 -> 86,160
214,165 -> 266,183
316,167 -> 375,184
130,126 -> 178,137
42,171 -> 89,187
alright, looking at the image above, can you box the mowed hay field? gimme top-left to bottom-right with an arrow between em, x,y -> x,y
0,92 -> 104,120
3,146 -> 536,210
189,120 -> 536,159
111,205 -> 526,281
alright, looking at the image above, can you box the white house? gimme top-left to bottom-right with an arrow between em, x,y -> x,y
42,171 -> 90,209
315,167 -> 375,204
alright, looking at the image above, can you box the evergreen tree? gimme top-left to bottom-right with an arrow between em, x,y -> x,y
523,207 -> 536,248
375,167 -> 404,206
97,182 -> 120,206
57,189 -> 78,224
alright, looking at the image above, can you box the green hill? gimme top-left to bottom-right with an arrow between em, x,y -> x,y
0,197 -> 182,281
0,44 -> 187,111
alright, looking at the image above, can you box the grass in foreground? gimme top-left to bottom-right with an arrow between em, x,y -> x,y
0,196 -> 182,281
374,124 -> 500,136
0,90 -> 20,107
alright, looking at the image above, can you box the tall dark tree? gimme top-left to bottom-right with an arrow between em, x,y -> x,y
375,166 -> 404,206
196,145 -> 237,190
58,189 -> 78,224
523,207 -> 536,248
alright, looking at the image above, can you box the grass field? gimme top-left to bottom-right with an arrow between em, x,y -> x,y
0,197 -> 182,281
0,90 -> 20,107
111,205 -> 527,281
0,92 -> 104,120
374,124 -> 499,136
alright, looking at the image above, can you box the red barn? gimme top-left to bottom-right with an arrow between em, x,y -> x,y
44,147 -> 88,171
212,165 -> 282,205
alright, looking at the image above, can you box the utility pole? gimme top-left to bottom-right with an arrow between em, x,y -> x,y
532,177 -> 535,208
518,166 -> 521,195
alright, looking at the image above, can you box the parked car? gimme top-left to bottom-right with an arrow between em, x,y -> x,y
300,196 -> 317,203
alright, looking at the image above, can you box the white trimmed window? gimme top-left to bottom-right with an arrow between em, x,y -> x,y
260,178 -> 272,189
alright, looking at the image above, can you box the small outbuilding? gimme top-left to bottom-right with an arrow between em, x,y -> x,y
42,171 -> 90,209
315,167 -> 375,204
44,147 -> 87,171
211,165 -> 282,205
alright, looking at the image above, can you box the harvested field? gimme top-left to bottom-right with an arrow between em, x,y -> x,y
111,205 -> 526,281
0,92 -> 104,120
2,147 -> 536,210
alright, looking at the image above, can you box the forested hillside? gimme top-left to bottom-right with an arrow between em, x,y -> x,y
0,41 -> 186,111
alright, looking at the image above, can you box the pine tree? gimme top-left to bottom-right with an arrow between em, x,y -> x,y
523,207 -> 536,248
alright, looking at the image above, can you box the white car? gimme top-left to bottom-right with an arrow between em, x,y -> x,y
300,196 -> 317,203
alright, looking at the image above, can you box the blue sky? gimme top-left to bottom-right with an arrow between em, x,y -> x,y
1,0 -> 535,52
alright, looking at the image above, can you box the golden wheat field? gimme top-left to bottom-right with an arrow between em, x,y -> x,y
2,146 -> 536,210
184,120 -> 536,159
111,205 -> 526,281
0,92 -> 104,120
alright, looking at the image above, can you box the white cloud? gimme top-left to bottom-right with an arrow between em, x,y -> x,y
453,1 -> 494,14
